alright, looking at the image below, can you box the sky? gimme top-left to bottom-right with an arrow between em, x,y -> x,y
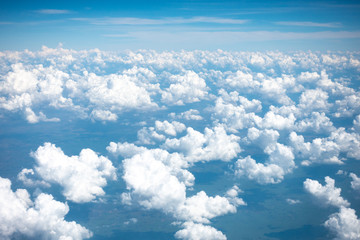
1,0 -> 360,51
1,1 -> 360,240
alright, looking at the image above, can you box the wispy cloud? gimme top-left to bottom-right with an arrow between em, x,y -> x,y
105,30 -> 360,41
36,9 -> 72,15
72,17 -> 248,25
275,21 -> 342,28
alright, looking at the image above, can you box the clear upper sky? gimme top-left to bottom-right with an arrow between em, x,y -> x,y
1,0 -> 360,51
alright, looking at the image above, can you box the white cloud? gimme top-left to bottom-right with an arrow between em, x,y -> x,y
297,71 -> 320,83
211,95 -> 262,131
289,132 -> 342,166
261,110 -> 296,130
349,173 -> 360,192
235,156 -> 285,184
276,21 -> 341,28
73,16 -> 247,25
330,128 -> 360,160
305,177 -> 360,239
24,107 -> 60,124
218,89 -> 262,112
31,142 -> 117,203
17,168 -> 50,187
334,94 -> 360,117
163,124 -> 241,163
122,149 -> 189,212
225,185 -> 246,207
90,109 -> 118,122
83,72 -> 158,111
246,127 -> 279,148
298,89 -> 331,114
175,222 -> 226,240
236,134 -> 295,184
177,191 -> 237,223
260,77 -> 293,105
137,126 -> 166,145
106,142 -> 147,158
0,177 -> 92,240
325,206 -> 360,240
286,198 -> 301,205
36,9 -> 72,14
354,115 -> 360,131
223,71 -> 259,89
295,112 -> 335,133
265,143 -> 295,172
304,177 -> 350,208
121,148 -> 242,238
155,120 -> 186,136
161,71 -> 208,105
170,109 -> 203,121
124,218 -> 138,225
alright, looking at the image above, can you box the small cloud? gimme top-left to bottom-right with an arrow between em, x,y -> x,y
35,9 -> 72,14
286,198 -> 301,205
124,218 -> 138,225
275,21 -> 341,28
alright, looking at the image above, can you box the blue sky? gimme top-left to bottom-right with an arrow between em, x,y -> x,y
1,0 -> 360,51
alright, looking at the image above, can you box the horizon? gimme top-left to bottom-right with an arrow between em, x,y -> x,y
1,0 -> 360,51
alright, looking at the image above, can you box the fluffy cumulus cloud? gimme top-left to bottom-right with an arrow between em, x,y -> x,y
325,206 -> 360,240
298,89 -> 331,114
161,71 -> 209,105
30,142 -> 117,203
329,128 -> 360,160
350,173 -> 360,191
289,132 -> 342,166
235,156 -> 285,184
118,146 -> 245,238
295,112 -> 335,133
0,177 -> 92,240
304,177 -> 349,208
211,91 -> 262,131
305,177 -> 360,240
155,120 -> 186,136
169,109 -> 203,121
175,222 -> 226,240
163,124 -> 241,162
236,128 -> 295,184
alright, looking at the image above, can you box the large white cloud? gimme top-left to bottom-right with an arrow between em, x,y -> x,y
304,177 -> 349,208
298,88 -> 331,114
121,148 -> 244,238
0,177 -> 92,240
235,156 -> 285,184
30,142 -> 117,203
295,111 -> 335,133
329,128 -> 360,160
211,95 -> 262,131
325,206 -> 360,240
289,132 -> 342,166
236,129 -> 295,184
161,71 -> 208,105
163,124 -> 241,163
155,120 -> 186,136
304,177 -> 360,240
